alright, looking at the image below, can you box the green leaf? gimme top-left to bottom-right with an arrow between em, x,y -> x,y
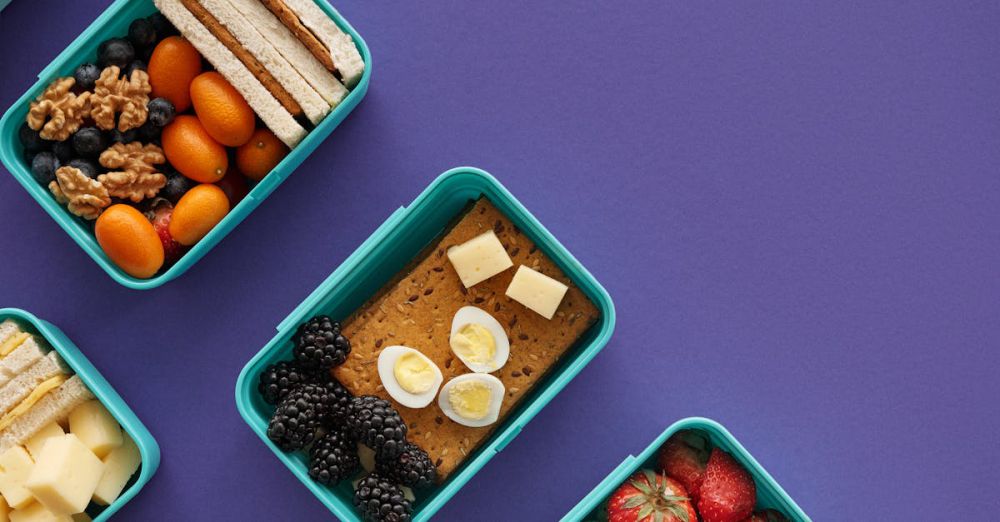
637,504 -> 654,519
654,511 -> 664,522
624,496 -> 647,509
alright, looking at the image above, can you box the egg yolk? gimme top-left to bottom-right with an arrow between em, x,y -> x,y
450,323 -> 496,367
393,352 -> 435,394
447,380 -> 493,420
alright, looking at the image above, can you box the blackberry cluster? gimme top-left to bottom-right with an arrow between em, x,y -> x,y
375,442 -> 437,489
353,473 -> 412,522
347,396 -> 408,458
294,315 -> 351,370
309,428 -> 360,485
316,377 -> 354,425
266,383 -> 332,451
258,360 -> 317,404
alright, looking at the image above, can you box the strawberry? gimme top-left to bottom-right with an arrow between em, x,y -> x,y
658,429 -> 710,504
740,509 -> 789,522
607,470 -> 697,522
698,448 -> 756,522
147,199 -> 186,264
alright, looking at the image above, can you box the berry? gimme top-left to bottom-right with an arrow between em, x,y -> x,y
109,127 -> 138,145
137,121 -> 161,143
353,473 -> 412,522
147,97 -> 175,127
128,17 -> 157,49
293,315 -> 351,370
375,442 -> 436,489
18,122 -> 49,154
160,171 -> 194,204
698,449 -> 756,522
66,158 -> 98,179
258,360 -> 317,404
316,375 -> 354,425
71,127 -> 107,158
30,152 -> 59,185
147,13 -> 177,40
309,428 -> 360,485
607,470 -> 697,522
122,59 -> 147,79
347,396 -> 407,458
740,510 -> 789,522
147,199 -> 186,265
51,140 -> 74,163
658,430 -> 710,504
73,63 -> 102,91
98,38 -> 135,69
266,383 -> 331,451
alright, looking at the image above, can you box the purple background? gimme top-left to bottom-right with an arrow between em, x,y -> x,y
2,1 -> 999,520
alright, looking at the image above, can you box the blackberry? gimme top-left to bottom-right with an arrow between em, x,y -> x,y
353,473 -> 412,522
147,97 -> 175,127
308,428 -> 360,485
73,63 -> 102,91
18,122 -> 50,154
316,375 -> 354,425
30,152 -> 59,185
293,315 -> 351,370
266,383 -> 331,451
128,17 -> 157,49
98,38 -> 135,69
258,360 -> 317,404
375,442 -> 436,489
347,396 -> 407,458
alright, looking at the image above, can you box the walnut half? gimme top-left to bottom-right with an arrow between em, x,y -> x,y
98,142 -> 167,202
91,66 -> 151,132
27,77 -> 92,141
48,166 -> 111,220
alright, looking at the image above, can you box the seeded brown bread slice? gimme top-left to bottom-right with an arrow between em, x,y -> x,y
333,199 -> 599,481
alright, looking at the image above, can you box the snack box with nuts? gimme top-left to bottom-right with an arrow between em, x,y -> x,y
562,417 -> 809,522
0,308 -> 159,521
0,0 -> 371,289
235,168 -> 616,521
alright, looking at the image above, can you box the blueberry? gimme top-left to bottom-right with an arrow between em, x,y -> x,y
67,158 -> 98,179
147,13 -> 177,41
71,127 -> 107,158
30,152 -> 59,185
161,171 -> 194,203
109,128 -> 138,145
18,122 -> 50,154
122,60 -> 146,78
73,63 -> 102,91
52,140 -> 75,163
137,121 -> 161,143
128,18 -> 157,49
147,97 -> 175,127
97,38 -> 135,69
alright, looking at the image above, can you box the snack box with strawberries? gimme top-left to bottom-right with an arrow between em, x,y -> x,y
0,308 -> 159,521
235,167 -> 616,521
562,417 -> 809,522
0,0 -> 370,289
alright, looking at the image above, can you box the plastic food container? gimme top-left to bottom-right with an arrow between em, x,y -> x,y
562,417 -> 809,521
235,167 -> 616,521
0,0 -> 371,290
0,308 -> 160,521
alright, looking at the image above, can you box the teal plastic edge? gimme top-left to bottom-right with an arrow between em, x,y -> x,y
0,308 -> 160,521
560,417 -> 811,522
0,0 -> 372,290
235,167 -> 616,521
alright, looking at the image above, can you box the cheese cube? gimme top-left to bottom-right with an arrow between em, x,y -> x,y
0,447 -> 34,509
92,434 -> 140,506
1,495 -> 9,522
8,503 -> 71,522
446,231 -> 513,288
24,425 -> 64,461
68,401 -> 121,459
505,265 -> 569,319
24,435 -> 104,516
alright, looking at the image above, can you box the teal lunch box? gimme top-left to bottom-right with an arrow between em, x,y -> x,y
0,308 -> 160,521
562,417 -> 810,522
235,167 -> 617,521
0,0 -> 371,290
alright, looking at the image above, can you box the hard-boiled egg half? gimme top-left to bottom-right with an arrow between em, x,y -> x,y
377,345 -> 443,409
449,306 -> 510,373
437,373 -> 505,428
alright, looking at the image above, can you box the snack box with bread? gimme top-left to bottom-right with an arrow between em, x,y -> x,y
0,308 -> 159,521
562,417 -> 809,522
0,0 -> 370,289
235,167 -> 616,521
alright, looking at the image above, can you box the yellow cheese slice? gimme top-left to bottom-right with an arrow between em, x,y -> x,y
0,375 -> 68,431
0,333 -> 30,357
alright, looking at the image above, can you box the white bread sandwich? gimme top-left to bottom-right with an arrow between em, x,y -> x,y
154,0 -> 309,148
0,376 -> 94,454
223,0 -> 350,107
260,0 -> 365,88
0,323 -> 48,389
0,352 -> 69,418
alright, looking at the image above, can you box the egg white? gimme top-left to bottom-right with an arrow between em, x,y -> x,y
449,306 -> 511,373
377,345 -> 443,409
437,373 -> 505,428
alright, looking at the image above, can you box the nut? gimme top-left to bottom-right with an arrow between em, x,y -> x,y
26,77 -> 92,141
90,66 -> 150,131
48,166 -> 110,220
97,142 -> 166,202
